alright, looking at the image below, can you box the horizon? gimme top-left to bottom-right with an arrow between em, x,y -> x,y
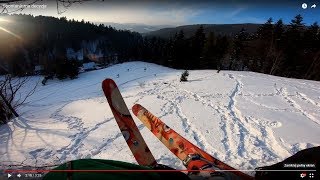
1,0 -> 319,27
0,14 -> 316,28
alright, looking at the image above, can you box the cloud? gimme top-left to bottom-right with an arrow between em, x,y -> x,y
149,7 -> 202,25
79,3 -> 204,26
227,7 -> 247,18
232,16 -> 265,24
11,1 -> 266,25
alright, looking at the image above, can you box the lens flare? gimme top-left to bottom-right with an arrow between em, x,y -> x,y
0,18 -> 11,23
0,17 -> 21,39
0,26 -> 21,39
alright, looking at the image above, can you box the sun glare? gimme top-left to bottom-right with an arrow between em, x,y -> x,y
0,17 -> 11,23
0,26 -> 21,39
0,17 -> 21,40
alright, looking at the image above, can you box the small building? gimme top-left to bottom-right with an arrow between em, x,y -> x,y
87,53 -> 104,62
96,53 -> 118,65
34,65 -> 44,75
82,62 -> 96,71
66,48 -> 83,61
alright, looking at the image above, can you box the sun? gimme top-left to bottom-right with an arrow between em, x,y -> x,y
0,17 -> 10,23
0,17 -> 21,39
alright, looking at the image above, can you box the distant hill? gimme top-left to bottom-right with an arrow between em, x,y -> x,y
98,22 -> 174,33
144,24 -> 262,38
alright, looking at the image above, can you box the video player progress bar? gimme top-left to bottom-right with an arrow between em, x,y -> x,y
4,169 -> 317,173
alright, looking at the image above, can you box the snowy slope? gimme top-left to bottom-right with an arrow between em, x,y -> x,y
1,62 -> 319,175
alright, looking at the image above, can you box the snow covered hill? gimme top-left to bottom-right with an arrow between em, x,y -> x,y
1,62 -> 319,175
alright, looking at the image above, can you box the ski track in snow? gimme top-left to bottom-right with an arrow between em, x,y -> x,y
157,73 -> 294,169
143,74 -> 291,169
127,80 -> 222,164
122,71 -> 318,170
295,92 -> 320,108
43,103 -> 117,163
157,82 -> 220,155
1,62 -> 319,173
274,84 -> 320,125
209,74 -> 284,168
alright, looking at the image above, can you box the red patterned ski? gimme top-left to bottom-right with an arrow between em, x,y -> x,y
102,79 -> 157,166
132,104 -> 253,179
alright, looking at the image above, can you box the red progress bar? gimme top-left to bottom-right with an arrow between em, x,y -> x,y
4,169 -> 215,173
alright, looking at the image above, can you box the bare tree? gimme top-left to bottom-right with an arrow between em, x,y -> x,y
304,50 -> 320,80
266,41 -> 284,75
269,50 -> 284,75
0,74 -> 38,123
1,0 -> 43,14
0,0 -> 95,123
0,0 -> 99,123
0,0 -> 96,15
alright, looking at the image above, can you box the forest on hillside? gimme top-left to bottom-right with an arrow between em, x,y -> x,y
143,16 -> 320,81
0,14 -> 142,77
0,14 -> 319,81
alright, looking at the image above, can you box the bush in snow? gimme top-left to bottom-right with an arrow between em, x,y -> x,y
0,102 -> 7,124
42,78 -> 47,86
0,75 -> 36,123
180,70 -> 189,82
56,59 -> 80,80
56,59 -> 68,80
69,59 -> 80,79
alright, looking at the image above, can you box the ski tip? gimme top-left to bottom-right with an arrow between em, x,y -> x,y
102,78 -> 115,87
102,78 -> 116,94
132,104 -> 143,116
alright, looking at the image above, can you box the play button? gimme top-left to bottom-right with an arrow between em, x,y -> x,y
8,173 -> 11,178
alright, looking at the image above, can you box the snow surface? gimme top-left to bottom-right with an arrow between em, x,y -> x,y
1,61 -> 319,175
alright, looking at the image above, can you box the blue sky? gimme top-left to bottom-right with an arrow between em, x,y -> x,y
187,3 -> 319,25
9,0 -> 320,26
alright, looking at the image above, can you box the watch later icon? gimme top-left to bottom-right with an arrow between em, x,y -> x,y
302,3 -> 308,9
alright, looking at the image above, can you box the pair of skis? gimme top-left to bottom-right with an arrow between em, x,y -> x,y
102,79 -> 253,179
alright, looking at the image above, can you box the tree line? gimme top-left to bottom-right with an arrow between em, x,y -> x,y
142,15 -> 320,81
0,14 -> 319,81
0,14 -> 143,78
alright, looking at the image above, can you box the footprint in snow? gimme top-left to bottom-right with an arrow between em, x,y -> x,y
269,121 -> 282,128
